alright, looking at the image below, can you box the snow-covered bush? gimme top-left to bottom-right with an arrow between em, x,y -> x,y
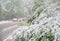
13,23 -> 60,41
12,0 -> 60,41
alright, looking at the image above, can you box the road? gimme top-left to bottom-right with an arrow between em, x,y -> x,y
0,21 -> 18,41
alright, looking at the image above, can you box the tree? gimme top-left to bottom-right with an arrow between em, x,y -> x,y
27,0 -> 44,24
0,0 -> 25,20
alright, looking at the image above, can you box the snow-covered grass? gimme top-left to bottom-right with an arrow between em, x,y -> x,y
17,21 -> 28,26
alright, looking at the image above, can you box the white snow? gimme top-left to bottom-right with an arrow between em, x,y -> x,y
0,21 -> 12,24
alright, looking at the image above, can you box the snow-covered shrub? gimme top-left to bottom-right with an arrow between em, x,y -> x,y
12,0 -> 60,41
12,23 -> 60,41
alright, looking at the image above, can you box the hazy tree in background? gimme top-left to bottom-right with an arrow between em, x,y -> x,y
0,0 -> 25,20
0,4 -> 1,14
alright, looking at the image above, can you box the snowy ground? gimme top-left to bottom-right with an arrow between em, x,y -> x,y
0,21 -> 17,41
0,21 -> 13,24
